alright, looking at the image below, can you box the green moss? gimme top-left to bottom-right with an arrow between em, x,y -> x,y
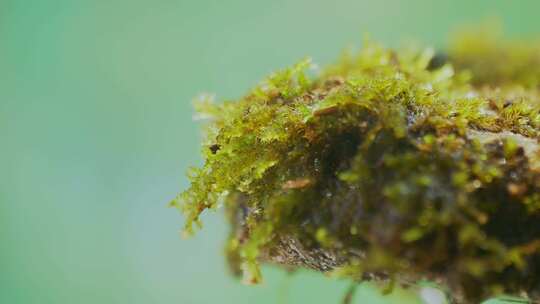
450,25 -> 540,88
173,29 -> 540,303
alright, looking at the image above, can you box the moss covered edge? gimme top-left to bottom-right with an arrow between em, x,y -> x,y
172,28 -> 540,303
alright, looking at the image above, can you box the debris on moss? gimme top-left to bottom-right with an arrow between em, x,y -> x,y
172,29 -> 540,303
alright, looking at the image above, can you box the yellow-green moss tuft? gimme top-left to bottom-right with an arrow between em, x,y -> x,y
173,29 -> 540,303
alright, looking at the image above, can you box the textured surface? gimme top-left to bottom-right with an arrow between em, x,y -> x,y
177,31 -> 540,303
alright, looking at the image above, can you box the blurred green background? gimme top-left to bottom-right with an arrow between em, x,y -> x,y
2,1 -> 540,303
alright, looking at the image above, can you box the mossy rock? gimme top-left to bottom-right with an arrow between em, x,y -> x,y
173,28 -> 540,304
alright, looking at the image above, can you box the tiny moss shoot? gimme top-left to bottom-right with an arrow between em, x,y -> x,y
172,27 -> 540,303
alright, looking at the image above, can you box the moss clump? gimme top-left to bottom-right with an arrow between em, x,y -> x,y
450,26 -> 540,88
172,30 -> 540,303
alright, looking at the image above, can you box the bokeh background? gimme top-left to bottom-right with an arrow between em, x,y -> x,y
2,1 -> 540,303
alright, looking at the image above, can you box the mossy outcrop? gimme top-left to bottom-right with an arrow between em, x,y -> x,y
173,29 -> 540,303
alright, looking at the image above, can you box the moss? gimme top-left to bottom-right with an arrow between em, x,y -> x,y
450,25 -> 540,88
172,29 -> 540,303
